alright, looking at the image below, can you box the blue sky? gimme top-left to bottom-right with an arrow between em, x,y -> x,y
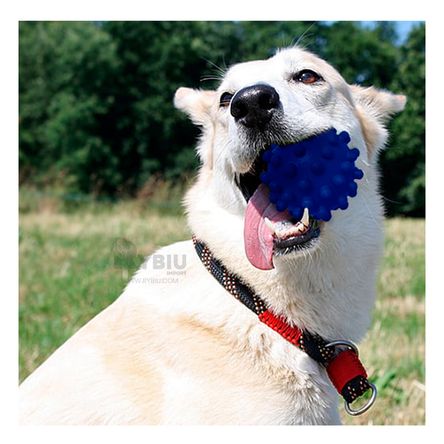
395,21 -> 423,43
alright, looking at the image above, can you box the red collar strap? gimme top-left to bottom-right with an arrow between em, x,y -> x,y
193,236 -> 377,416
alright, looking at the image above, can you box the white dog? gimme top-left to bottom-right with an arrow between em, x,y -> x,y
20,47 -> 405,425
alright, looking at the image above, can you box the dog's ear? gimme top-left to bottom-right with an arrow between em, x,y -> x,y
351,85 -> 406,122
350,85 -> 406,156
174,87 -> 217,167
174,87 -> 216,126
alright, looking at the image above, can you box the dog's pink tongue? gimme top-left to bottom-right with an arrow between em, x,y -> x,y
244,184 -> 290,270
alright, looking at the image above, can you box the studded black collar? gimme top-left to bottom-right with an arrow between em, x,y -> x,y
192,235 -> 376,416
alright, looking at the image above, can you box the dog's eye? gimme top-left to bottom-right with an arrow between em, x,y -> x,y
219,92 -> 234,107
293,69 -> 322,85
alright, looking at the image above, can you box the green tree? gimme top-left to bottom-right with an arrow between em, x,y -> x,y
86,21 -> 243,192
19,22 -> 120,192
381,23 -> 425,216
320,21 -> 399,86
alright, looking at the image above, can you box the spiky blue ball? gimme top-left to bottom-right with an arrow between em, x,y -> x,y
260,129 -> 364,222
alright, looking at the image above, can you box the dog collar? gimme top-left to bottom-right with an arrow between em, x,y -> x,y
192,236 -> 377,416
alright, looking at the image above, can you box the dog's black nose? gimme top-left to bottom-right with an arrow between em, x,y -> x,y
230,84 -> 280,129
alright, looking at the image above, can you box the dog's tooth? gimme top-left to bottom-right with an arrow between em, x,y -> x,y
293,222 -> 306,234
296,222 -> 306,233
301,208 -> 309,227
264,217 -> 276,233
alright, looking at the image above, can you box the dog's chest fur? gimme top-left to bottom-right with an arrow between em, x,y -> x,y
123,241 -> 342,424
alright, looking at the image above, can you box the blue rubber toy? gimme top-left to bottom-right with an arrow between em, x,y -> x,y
260,128 -> 364,222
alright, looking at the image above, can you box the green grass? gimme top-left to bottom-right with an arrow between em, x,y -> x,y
19,189 -> 190,380
342,218 -> 425,425
19,190 -> 425,425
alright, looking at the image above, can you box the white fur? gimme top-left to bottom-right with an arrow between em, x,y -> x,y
20,47 -> 405,425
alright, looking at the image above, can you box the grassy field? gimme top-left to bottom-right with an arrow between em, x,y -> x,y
19,189 -> 425,425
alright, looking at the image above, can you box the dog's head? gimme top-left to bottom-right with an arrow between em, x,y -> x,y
175,47 -> 405,286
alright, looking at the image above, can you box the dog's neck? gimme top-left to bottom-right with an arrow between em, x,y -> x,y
185,172 -> 382,343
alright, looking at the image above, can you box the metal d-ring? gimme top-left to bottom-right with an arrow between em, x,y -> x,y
344,382 -> 378,416
325,339 -> 359,357
325,339 -> 377,416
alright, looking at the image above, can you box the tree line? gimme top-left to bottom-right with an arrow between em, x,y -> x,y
19,21 -> 425,216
